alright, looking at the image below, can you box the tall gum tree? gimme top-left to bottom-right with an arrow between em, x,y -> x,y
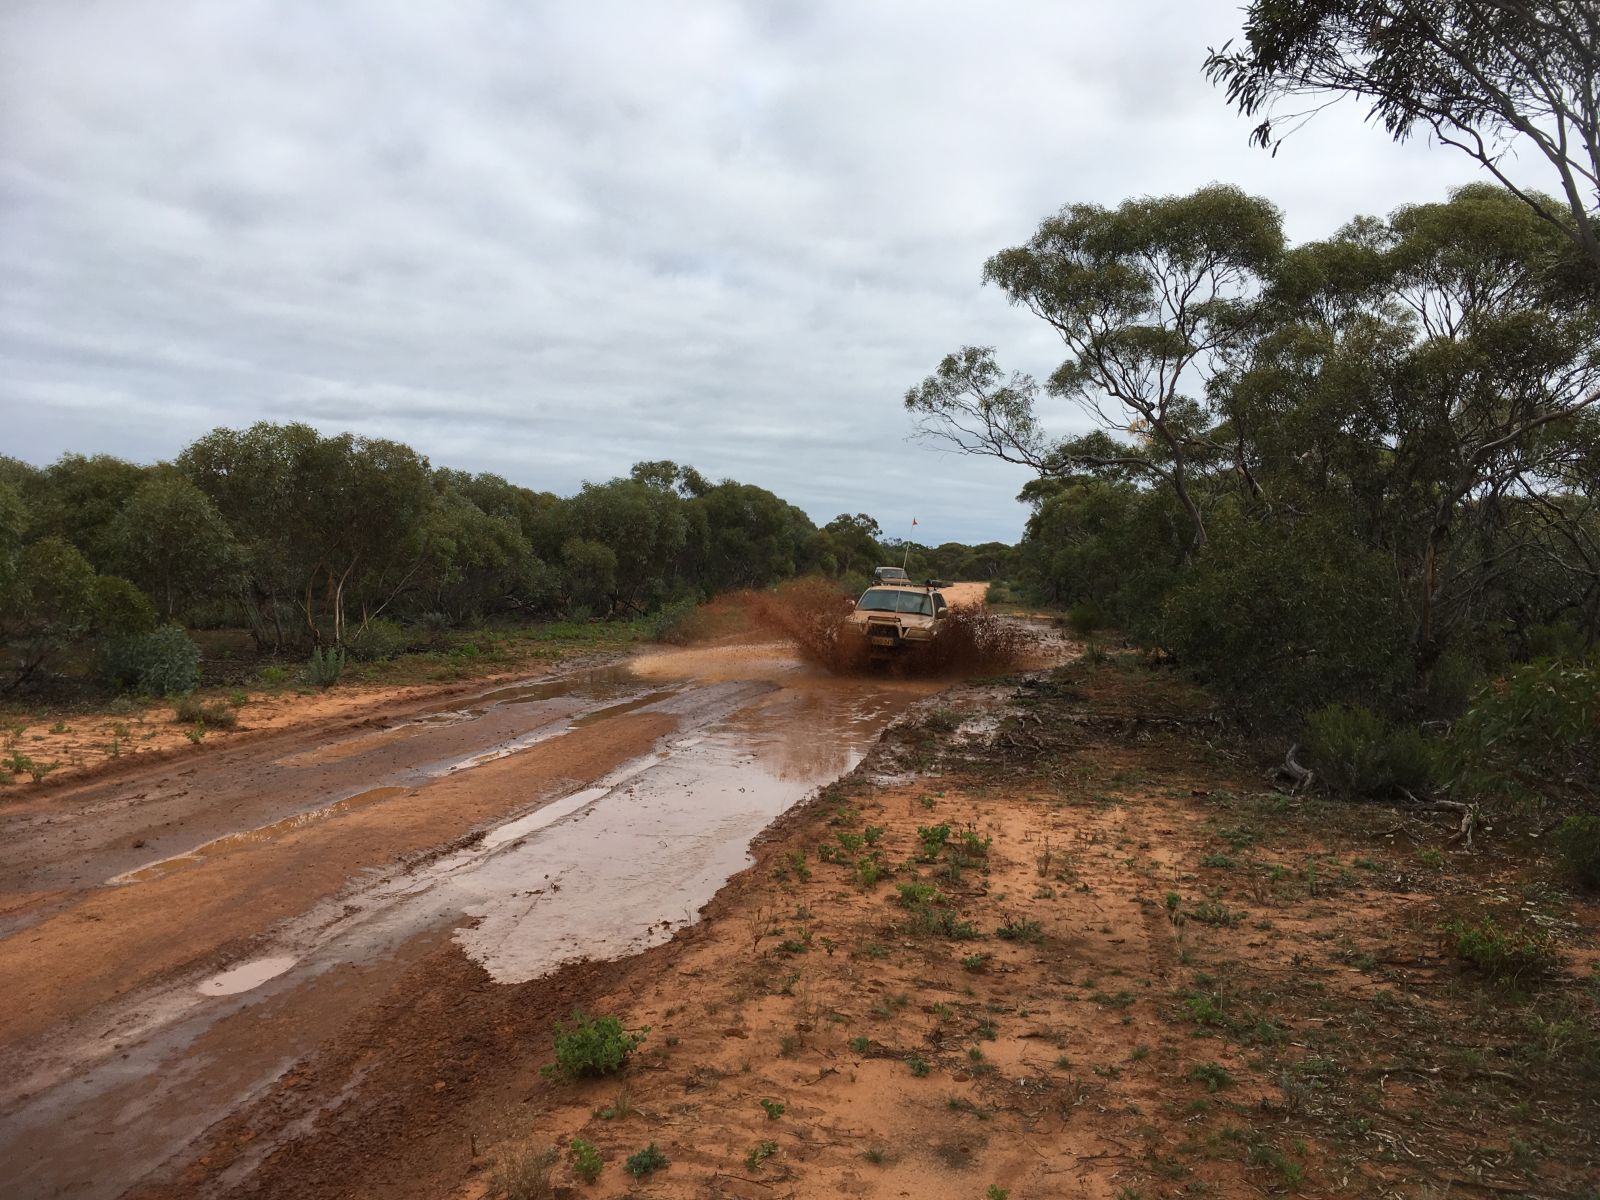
906,185 -> 1284,552
1206,0 -> 1600,280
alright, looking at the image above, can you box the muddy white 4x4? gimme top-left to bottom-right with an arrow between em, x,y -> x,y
848,583 -> 950,653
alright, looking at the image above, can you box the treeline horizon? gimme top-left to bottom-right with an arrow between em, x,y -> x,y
0,423 -> 1017,694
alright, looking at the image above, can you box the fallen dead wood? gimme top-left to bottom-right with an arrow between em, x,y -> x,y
1273,743 -> 1313,793
1400,789 -> 1476,848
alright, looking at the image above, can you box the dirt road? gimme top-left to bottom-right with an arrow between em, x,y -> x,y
0,608 -> 993,1199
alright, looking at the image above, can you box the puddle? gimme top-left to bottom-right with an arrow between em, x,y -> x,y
407,665 -> 640,724
109,787 -> 411,885
196,956 -> 298,996
444,681 -> 925,982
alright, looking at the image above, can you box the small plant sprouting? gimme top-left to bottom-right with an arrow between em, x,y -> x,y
744,1140 -> 778,1171
569,1136 -> 603,1183
864,1147 -> 887,1164
759,1097 -> 785,1120
896,881 -> 944,907
916,823 -> 952,859
624,1142 -> 669,1178
987,1187 -> 1011,1200
996,917 -> 1043,943
961,952 -> 992,972
595,1087 -> 633,1120
850,1035 -> 870,1053
906,1054 -> 931,1077
1188,1062 -> 1234,1092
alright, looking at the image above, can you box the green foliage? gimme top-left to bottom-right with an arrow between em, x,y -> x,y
1188,1062 -> 1235,1092
623,1143 -> 668,1178
173,695 -> 238,729
303,646 -> 346,689
758,1097 -> 785,1120
1065,604 -> 1102,637
1447,916 -> 1559,984
568,1137 -> 603,1184
1163,516 -> 1408,725
996,918 -> 1043,943
896,882 -> 944,907
1451,659 -> 1600,803
99,624 -> 202,697
551,1011 -> 648,1079
1553,815 -> 1600,891
744,1140 -> 777,1171
1304,704 -> 1439,798
348,618 -> 409,662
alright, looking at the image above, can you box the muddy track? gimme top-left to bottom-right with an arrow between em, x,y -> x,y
0,633 -> 968,1199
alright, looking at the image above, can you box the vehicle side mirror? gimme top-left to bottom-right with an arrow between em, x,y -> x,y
936,605 -> 949,617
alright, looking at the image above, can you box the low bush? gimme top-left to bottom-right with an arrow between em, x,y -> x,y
1304,704 -> 1439,798
568,1137 -> 603,1184
172,695 -> 238,729
551,1010 -> 648,1078
489,1143 -> 555,1200
1446,916 -> 1560,984
624,1143 -> 668,1178
98,624 -> 201,697
1552,815 -> 1600,891
1451,659 -> 1600,804
347,618 -> 409,662
649,599 -> 712,645
1162,516 -> 1409,727
1065,603 -> 1103,638
303,646 -> 345,689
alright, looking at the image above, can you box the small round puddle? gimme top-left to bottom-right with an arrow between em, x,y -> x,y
196,956 -> 298,997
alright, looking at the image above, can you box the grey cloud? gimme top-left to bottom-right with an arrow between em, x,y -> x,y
0,0 -> 1544,543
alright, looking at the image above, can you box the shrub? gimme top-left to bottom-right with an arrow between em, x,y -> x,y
1162,515 -> 1409,726
1451,659 -> 1600,803
623,1143 -> 668,1178
551,1011 -> 648,1078
303,646 -> 345,689
99,624 -> 201,697
348,618 -> 409,662
172,695 -> 238,729
568,1137 -> 603,1184
1065,604 -> 1103,637
1446,916 -> 1559,983
985,580 -> 1012,605
1552,815 -> 1600,890
649,599 -> 711,645
489,1143 -> 555,1200
1304,704 -> 1439,798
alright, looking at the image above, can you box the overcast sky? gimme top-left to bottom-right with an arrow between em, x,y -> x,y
0,1 -> 1524,543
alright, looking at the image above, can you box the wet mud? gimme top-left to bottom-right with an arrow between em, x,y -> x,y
0,633 -> 948,1199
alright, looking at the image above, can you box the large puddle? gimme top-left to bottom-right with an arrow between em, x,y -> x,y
448,681 -> 904,981
0,641 -> 944,1200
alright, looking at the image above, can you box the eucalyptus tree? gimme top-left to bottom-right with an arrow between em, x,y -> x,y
907,185 -> 1285,552
106,471 -> 241,619
1206,0 -> 1600,278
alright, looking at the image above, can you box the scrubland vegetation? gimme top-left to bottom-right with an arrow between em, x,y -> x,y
915,180 -> 1599,871
0,433 -> 1013,705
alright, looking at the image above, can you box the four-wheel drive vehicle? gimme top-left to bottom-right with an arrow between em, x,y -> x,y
872,565 -> 910,585
848,582 -> 951,652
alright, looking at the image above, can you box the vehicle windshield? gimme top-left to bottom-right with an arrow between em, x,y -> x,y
875,568 -> 908,580
856,588 -> 933,616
